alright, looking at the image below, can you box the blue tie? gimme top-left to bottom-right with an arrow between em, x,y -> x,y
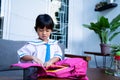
45,43 -> 50,62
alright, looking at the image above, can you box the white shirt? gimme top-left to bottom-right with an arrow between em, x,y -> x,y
17,39 -> 63,63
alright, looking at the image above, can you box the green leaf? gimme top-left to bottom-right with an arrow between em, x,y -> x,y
110,22 -> 120,32
82,14 -> 120,44
109,31 -> 120,41
83,24 -> 91,28
110,14 -> 120,25
99,16 -> 110,29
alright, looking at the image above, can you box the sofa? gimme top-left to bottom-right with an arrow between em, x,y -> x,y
0,39 -> 91,80
0,39 -> 66,79
0,39 -> 27,79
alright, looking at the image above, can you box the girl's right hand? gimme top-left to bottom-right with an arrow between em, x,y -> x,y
32,57 -> 43,66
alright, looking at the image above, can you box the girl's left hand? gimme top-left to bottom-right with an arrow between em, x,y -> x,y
43,61 -> 53,68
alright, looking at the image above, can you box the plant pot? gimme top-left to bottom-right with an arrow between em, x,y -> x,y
100,43 -> 111,54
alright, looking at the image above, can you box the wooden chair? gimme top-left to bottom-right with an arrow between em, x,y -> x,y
65,53 -> 91,62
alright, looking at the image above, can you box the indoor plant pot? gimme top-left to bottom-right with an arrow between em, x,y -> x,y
83,14 -> 120,54
100,43 -> 111,54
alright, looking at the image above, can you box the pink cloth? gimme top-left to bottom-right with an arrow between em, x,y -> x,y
55,58 -> 88,79
12,63 -> 42,68
11,58 -> 88,80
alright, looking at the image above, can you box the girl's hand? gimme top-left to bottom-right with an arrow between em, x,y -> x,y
43,61 -> 53,68
32,57 -> 43,66
44,57 -> 60,68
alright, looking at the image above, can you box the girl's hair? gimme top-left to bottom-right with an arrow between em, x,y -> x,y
34,14 -> 54,31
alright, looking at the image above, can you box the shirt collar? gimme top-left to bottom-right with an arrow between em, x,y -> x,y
28,39 -> 58,45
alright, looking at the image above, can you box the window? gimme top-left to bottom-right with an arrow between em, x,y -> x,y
50,0 -> 69,47
0,17 -> 3,38
0,0 -> 3,38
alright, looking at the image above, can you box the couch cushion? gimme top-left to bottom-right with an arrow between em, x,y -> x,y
58,42 -> 65,59
0,39 -> 26,66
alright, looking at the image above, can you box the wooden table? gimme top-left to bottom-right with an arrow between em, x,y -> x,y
87,68 -> 119,80
38,68 -> 120,80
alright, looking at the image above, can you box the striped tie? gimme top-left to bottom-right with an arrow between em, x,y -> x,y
45,43 -> 50,62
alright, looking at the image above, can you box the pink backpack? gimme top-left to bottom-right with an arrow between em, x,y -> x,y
55,58 -> 88,79
11,58 -> 88,80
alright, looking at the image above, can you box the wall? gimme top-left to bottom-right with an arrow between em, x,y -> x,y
2,0 -> 120,67
82,0 -> 120,53
67,0 -> 120,67
2,0 -> 120,53
2,0 -> 50,41
68,0 -> 101,55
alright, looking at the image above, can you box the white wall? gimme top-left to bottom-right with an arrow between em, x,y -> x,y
82,0 -> 102,53
68,0 -> 84,55
82,0 -> 120,53
3,0 -> 50,41
68,0 -> 120,55
68,0 -> 101,55
2,0 -> 120,55
71,0 -> 120,67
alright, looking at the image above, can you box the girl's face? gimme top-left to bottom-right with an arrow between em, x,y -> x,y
37,27 -> 52,42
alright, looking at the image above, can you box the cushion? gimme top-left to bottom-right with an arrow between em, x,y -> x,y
58,42 -> 65,59
0,39 -> 26,66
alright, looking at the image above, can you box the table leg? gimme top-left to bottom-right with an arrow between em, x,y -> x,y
103,56 -> 106,68
94,56 -> 107,68
94,55 -> 99,68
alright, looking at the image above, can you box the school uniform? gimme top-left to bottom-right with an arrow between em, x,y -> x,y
17,39 -> 63,79
17,39 -> 63,63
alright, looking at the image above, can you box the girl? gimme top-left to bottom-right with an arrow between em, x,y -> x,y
17,14 -> 63,68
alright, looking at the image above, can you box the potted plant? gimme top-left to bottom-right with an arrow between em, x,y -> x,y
83,14 -> 120,54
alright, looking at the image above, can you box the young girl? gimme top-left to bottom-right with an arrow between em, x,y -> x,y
17,14 -> 63,68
